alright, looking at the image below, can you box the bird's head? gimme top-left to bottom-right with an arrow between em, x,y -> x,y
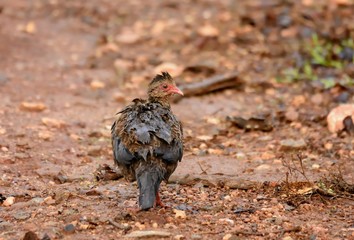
148,72 -> 183,100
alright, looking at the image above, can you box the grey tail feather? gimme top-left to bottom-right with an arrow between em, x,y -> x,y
136,164 -> 165,210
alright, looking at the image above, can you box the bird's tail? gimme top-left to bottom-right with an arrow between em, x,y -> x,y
136,164 -> 165,210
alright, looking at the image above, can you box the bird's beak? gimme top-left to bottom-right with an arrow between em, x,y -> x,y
169,85 -> 184,96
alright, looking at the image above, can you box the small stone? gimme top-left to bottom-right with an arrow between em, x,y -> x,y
191,234 -> 203,239
41,117 -> 66,128
324,142 -> 333,150
285,107 -> 299,122
113,91 -> 126,103
13,211 -> 31,220
0,127 -> 6,135
173,209 -> 186,219
219,218 -> 234,226
38,130 -> 53,141
198,24 -> 219,37
174,235 -> 185,240
0,221 -> 12,231
3,196 -> 15,206
1,146 -> 8,152
63,223 -> 75,234
87,145 -> 103,157
255,164 -> 271,171
280,139 -> 306,151
311,93 -> 323,105
20,102 -> 46,112
236,152 -> 246,159
223,233 -> 233,240
90,80 -> 105,89
327,104 -> 354,133
282,236 -> 294,240
311,164 -> 320,169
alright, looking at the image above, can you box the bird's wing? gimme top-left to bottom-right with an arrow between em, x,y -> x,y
111,101 -> 183,165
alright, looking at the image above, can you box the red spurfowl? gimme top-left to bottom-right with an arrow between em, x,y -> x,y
111,72 -> 184,210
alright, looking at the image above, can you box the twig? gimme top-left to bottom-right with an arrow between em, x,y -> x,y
173,71 -> 242,102
108,219 -> 132,232
233,230 -> 264,236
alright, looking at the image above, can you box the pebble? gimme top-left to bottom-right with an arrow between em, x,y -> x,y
20,102 -> 46,112
87,145 -> 103,157
174,235 -> 185,240
173,209 -> 186,219
0,221 -> 12,231
90,80 -> 105,89
38,130 -> 53,141
255,164 -> 271,171
63,223 -> 75,234
191,234 -> 203,239
13,211 -> 31,220
280,139 -> 306,151
41,117 -> 66,128
311,164 -> 320,169
3,196 -> 15,206
285,107 -> 299,122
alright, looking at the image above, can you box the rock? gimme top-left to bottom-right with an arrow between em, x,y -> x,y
280,139 -> 306,151
20,102 -> 46,112
219,218 -> 234,226
0,127 -> 6,135
311,164 -> 320,169
38,130 -> 53,141
13,211 -> 31,220
191,234 -> 203,239
115,30 -> 140,44
90,80 -> 105,89
3,196 -> 15,206
174,235 -> 185,240
197,24 -> 219,37
255,164 -> 271,171
311,93 -> 323,105
224,179 -> 257,190
124,230 -> 171,238
327,104 -> 354,133
23,231 -> 40,240
87,145 -> 103,157
0,221 -> 12,231
282,236 -> 294,240
113,91 -> 126,103
285,107 -> 299,122
173,209 -> 186,219
41,117 -> 66,128
223,233 -> 233,240
63,223 -> 75,234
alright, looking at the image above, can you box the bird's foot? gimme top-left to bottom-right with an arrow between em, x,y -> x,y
155,192 -> 168,208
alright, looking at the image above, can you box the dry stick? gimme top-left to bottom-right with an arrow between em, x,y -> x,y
173,71 -> 241,103
108,219 -> 132,232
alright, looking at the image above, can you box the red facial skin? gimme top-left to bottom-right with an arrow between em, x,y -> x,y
161,84 -> 184,96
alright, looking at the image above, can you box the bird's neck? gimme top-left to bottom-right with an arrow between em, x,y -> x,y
148,96 -> 171,108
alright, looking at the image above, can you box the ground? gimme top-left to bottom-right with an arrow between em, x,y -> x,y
0,0 -> 353,239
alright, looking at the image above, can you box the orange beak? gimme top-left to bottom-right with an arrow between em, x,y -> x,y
168,85 -> 184,96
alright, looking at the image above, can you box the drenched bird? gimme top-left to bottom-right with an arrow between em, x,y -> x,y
111,72 -> 184,210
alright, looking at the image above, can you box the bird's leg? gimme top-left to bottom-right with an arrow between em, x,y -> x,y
155,192 -> 165,208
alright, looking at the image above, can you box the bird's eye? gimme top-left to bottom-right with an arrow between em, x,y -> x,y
163,84 -> 168,89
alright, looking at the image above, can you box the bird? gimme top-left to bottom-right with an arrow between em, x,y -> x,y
111,72 -> 184,210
